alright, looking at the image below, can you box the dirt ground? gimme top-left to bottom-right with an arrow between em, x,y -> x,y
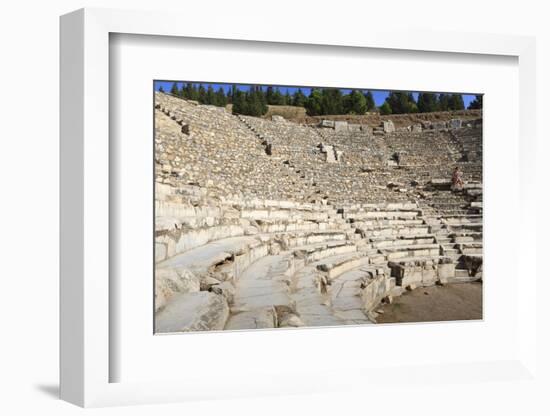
375,282 -> 483,324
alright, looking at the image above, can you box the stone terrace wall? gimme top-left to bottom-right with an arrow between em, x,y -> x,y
299,109 -> 482,128
155,93 -> 313,202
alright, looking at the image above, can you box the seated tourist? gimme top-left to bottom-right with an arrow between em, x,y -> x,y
451,166 -> 464,190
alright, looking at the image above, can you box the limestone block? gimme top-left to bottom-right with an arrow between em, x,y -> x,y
224,307 -> 277,330
275,305 -> 305,327
174,225 -> 245,255
155,268 -> 201,312
317,256 -> 369,279
278,313 -> 305,327
361,125 -> 373,134
454,236 -> 474,243
156,234 -> 177,260
272,115 -> 285,122
437,262 -> 455,284
322,145 -> 337,163
319,119 -> 335,128
155,291 -> 229,333
210,281 -> 236,304
449,119 -> 462,129
200,276 -> 223,291
383,120 -> 395,133
155,243 -> 167,263
334,121 -> 348,132
361,273 -> 391,311
421,265 -> 438,286
431,121 -> 447,130
389,260 -> 437,288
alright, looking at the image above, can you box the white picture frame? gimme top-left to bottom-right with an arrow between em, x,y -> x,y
60,7 -> 538,408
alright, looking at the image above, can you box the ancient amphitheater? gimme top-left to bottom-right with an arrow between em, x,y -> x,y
154,91 -> 483,333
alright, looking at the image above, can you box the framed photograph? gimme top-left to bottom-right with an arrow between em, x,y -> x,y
60,8 -> 538,407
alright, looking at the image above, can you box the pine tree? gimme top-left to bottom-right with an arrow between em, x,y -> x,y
272,88 -> 284,105
179,83 -> 187,99
438,94 -> 450,111
259,86 -> 268,111
205,85 -> 216,105
408,93 -> 419,113
468,95 -> 483,110
449,94 -> 465,110
170,82 -> 179,96
248,90 -> 260,116
248,85 -> 268,116
215,87 -> 227,107
284,91 -> 292,106
158,85 -> 164,93
305,89 -> 323,116
227,85 -> 236,104
344,90 -> 367,114
292,89 -> 307,107
364,91 -> 375,111
417,92 -> 439,113
231,86 -> 267,116
385,92 -> 417,114
266,86 -> 275,105
321,88 -> 344,115
379,101 -> 392,115
198,84 -> 206,104
185,84 -> 196,101
231,88 -> 246,114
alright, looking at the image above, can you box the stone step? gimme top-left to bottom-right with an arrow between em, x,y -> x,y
231,254 -> 294,311
343,211 -> 421,221
443,248 -> 460,254
290,253 -> 381,327
316,255 -> 372,279
157,235 -> 260,277
455,269 -> 470,278
255,219 -> 349,234
461,247 -> 483,255
452,235 -> 475,243
296,241 -> 359,263
156,223 -> 248,262
381,244 -> 441,261
370,236 -> 436,249
354,225 -> 430,238
241,208 -> 332,222
156,291 -> 229,333
388,256 -> 453,288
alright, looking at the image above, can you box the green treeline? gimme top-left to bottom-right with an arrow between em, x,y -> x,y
162,82 -> 482,117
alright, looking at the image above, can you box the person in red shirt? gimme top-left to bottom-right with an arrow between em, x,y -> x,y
451,166 -> 464,190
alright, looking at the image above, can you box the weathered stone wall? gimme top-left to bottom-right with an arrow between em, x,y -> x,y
156,92 -> 482,205
300,109 -> 483,127
155,93 -> 313,202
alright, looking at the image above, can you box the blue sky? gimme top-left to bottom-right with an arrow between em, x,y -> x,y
154,80 -> 477,107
